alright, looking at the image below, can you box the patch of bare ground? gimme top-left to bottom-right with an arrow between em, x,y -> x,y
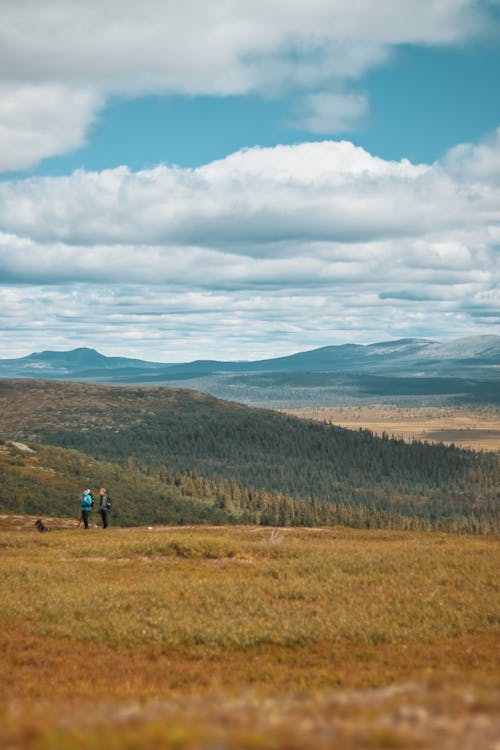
280,405 -> 500,452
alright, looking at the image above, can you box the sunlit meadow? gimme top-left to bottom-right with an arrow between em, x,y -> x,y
1,521 -> 499,748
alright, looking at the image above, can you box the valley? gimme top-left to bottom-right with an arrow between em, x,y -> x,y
1,335 -> 499,410
1,379 -> 498,534
0,376 -> 498,749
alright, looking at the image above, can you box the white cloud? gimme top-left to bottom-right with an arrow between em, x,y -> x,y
2,135 -> 497,285
0,0 -> 496,169
443,127 -> 500,184
0,3 -> 497,357
1,275 -> 497,362
2,1 -> 486,89
0,84 -> 102,172
0,134 -> 498,358
0,142 -> 435,247
0,138 -> 497,264
291,91 -> 370,133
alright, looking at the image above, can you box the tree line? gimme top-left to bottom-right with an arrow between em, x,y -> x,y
29,406 -> 499,533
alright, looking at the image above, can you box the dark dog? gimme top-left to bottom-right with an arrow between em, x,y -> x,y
35,519 -> 50,532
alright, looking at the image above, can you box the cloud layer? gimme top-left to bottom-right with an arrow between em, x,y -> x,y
0,133 -> 498,359
1,1 -> 498,358
0,0 -> 497,170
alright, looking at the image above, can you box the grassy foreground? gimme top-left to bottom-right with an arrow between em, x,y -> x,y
1,520 -> 499,749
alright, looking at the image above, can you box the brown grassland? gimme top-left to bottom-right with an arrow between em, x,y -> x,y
280,405 -> 500,452
0,517 -> 499,749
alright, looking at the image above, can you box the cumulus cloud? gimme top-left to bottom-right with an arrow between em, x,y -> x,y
0,0 -> 496,169
0,139 -> 496,257
0,137 -> 497,264
0,133 -> 498,358
1,278 -> 497,362
2,1 -> 487,89
0,142 -> 434,247
443,127 -> 500,184
291,91 -> 370,133
0,3 -> 498,357
0,84 -> 102,172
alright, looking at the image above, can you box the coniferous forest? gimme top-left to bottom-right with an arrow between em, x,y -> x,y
0,379 -> 498,533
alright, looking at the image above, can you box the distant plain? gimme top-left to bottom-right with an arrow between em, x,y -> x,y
281,405 -> 500,452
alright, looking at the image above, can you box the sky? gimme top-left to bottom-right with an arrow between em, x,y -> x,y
0,0 -> 499,363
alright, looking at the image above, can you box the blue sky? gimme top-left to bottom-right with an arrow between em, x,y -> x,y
29,42 -> 500,174
0,1 -> 499,361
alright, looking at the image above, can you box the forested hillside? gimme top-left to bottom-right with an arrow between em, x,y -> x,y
0,441 -> 228,526
0,380 -> 498,533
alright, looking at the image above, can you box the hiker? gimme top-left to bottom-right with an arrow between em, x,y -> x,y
98,487 -> 111,528
80,488 -> 93,529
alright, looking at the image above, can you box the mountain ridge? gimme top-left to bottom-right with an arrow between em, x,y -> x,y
1,336 -> 498,407
1,335 -> 499,376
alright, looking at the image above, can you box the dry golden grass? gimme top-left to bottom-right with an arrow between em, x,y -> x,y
280,405 -> 500,452
1,521 -> 499,749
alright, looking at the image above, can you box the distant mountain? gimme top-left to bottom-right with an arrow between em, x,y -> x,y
1,336 -> 499,378
0,347 -> 169,378
230,336 -> 500,376
0,336 -> 498,407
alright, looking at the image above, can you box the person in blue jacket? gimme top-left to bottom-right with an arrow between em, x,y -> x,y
80,488 -> 93,529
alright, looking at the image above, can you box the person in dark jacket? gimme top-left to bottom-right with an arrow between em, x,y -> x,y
98,487 -> 110,528
80,488 -> 93,529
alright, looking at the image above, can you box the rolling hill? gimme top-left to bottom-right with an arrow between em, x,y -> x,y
0,379 -> 498,533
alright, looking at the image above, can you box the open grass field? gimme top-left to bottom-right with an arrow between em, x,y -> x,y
1,518 -> 499,749
281,405 -> 500,452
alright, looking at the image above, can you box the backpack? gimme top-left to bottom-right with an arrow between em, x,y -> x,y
81,491 -> 92,510
106,495 -> 112,511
